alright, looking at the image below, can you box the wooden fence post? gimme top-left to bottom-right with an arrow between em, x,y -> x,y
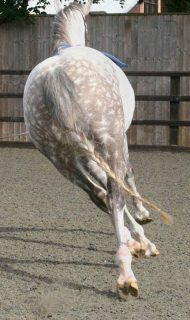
170,76 -> 180,146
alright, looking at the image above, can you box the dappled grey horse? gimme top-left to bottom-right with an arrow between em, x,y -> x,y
23,0 -> 159,298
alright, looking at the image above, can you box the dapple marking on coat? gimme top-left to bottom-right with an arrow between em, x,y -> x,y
23,0 -> 159,299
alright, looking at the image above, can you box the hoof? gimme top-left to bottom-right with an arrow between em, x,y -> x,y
145,248 -> 160,257
128,242 -> 146,258
128,240 -> 142,257
117,280 -> 139,299
135,217 -> 153,225
132,244 -> 159,259
133,249 -> 146,259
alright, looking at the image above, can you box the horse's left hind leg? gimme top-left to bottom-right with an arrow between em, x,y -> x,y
49,153 -> 109,213
124,136 -> 152,224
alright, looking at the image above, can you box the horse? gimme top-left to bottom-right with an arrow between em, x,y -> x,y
23,0 -> 159,299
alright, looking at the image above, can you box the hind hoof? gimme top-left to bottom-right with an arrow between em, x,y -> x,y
135,217 -> 153,225
117,280 -> 139,299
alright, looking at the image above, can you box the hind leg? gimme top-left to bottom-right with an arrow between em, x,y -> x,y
106,152 -> 139,298
47,151 -> 109,213
75,157 -> 110,212
124,136 -> 152,224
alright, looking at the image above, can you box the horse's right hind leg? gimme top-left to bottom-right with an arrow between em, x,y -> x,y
124,136 -> 152,224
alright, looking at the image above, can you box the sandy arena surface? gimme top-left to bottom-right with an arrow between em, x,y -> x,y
0,147 -> 189,320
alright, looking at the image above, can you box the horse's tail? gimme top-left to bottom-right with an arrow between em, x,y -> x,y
44,66 -> 85,132
43,66 -> 94,153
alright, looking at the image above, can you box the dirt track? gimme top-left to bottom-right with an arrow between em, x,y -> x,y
0,147 -> 189,320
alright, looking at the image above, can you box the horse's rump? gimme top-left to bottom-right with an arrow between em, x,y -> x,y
38,48 -> 125,147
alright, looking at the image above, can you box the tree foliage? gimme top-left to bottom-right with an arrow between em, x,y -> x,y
166,0 -> 190,12
0,0 -> 50,24
0,0 -> 129,24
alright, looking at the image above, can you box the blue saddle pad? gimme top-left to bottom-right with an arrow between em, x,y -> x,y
102,51 -> 128,68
